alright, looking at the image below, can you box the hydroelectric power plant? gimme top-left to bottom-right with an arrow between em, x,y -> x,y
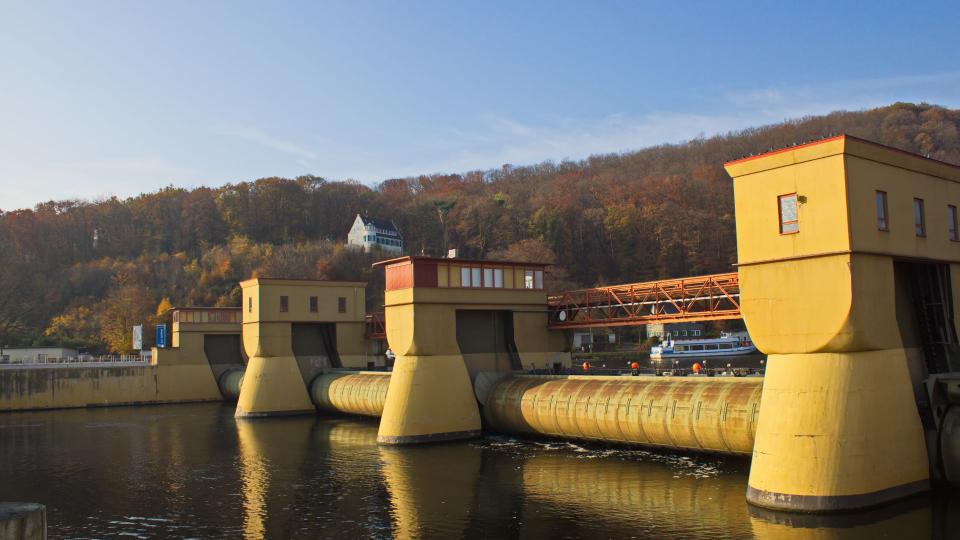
4,135 -> 960,536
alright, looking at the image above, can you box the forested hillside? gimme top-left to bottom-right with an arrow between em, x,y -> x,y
2,102 -> 958,352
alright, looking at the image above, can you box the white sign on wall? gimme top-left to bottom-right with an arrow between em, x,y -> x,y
132,325 -> 143,351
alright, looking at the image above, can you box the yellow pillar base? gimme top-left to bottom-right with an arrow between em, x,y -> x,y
747,350 -> 930,512
377,354 -> 482,444
235,356 -> 315,418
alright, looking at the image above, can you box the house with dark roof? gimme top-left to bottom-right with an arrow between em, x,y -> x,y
347,214 -> 404,254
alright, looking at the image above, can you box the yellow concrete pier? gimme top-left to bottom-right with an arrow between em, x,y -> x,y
373,257 -> 571,444
235,278 -> 368,418
725,135 -> 960,511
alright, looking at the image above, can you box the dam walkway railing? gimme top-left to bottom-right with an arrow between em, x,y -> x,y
0,355 -> 149,369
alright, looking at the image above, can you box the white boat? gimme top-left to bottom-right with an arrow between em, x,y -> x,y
650,332 -> 757,360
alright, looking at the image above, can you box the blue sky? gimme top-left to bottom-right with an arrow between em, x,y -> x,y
2,1 -> 959,211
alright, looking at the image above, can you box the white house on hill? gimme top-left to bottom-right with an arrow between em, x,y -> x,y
347,214 -> 404,254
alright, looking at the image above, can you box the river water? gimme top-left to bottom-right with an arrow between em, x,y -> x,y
1,403 -> 958,539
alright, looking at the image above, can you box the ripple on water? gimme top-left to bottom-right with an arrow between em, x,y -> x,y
474,434 -> 736,479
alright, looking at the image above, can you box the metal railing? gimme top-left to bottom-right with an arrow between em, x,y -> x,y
0,355 -> 149,368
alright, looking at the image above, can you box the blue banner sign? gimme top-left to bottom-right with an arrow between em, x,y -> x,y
156,324 -> 168,349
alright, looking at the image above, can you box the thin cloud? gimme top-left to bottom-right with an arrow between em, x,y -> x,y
67,156 -> 194,176
396,70 -> 960,178
218,126 -> 318,161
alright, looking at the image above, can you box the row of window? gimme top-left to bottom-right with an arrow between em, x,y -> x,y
365,226 -> 397,236
363,235 -> 403,247
248,296 -> 347,314
674,342 -> 734,352
875,191 -> 958,240
174,310 -> 241,324
777,191 -> 960,241
457,265 -> 544,289
650,329 -> 701,338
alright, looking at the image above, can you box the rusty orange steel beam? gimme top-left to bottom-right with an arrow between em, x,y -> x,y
547,272 -> 740,329
366,312 -> 386,340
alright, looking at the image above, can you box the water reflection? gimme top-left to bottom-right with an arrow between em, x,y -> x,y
0,404 -> 958,538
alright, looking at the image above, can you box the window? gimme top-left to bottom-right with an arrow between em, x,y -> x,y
524,270 -> 534,289
494,268 -> 504,288
461,266 -> 472,287
310,296 -> 318,313
535,270 -> 543,289
876,191 -> 889,231
338,297 -> 347,313
248,297 -> 252,313
483,268 -> 493,288
915,198 -> 926,237
950,205 -> 959,241
280,296 -> 289,312
778,193 -> 799,234
471,267 -> 481,288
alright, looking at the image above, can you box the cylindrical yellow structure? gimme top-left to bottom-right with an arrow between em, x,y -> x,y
481,374 -> 762,455
217,368 -> 245,401
310,372 -> 391,418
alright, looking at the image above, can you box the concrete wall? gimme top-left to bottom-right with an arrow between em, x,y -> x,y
0,361 -> 222,411
0,320 -> 237,411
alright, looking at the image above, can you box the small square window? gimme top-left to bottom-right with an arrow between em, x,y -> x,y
310,296 -> 318,313
915,198 -> 926,237
338,297 -> 347,313
778,193 -> 799,234
876,191 -> 889,231
949,205 -> 958,242
280,296 -> 289,313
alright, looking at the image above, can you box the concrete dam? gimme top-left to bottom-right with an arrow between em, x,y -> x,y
5,135 -> 960,515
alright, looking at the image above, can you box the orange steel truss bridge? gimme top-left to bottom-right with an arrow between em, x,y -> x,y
365,272 -> 741,338
546,272 -> 741,329
366,312 -> 387,340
